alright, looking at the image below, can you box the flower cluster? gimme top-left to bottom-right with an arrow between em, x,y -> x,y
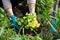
18,13 -> 40,29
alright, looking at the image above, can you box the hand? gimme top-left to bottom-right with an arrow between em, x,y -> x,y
31,13 -> 36,16
10,15 -> 20,30
50,18 -> 57,33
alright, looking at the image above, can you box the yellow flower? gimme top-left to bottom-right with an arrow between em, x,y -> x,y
34,18 -> 36,20
23,17 -> 26,19
27,20 -> 40,28
36,23 -> 40,28
26,13 -> 28,15
18,12 -> 40,29
18,22 -> 21,25
28,19 -> 31,22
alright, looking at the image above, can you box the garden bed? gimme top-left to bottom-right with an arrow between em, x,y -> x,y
0,0 -> 60,40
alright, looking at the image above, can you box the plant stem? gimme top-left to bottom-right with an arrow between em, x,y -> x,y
23,28 -> 24,35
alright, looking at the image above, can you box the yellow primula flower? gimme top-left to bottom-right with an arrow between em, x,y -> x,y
27,20 -> 40,28
34,18 -> 36,20
23,17 -> 26,19
18,12 -> 40,29
18,22 -> 21,25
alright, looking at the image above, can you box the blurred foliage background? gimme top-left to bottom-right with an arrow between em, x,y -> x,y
0,0 -> 60,40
